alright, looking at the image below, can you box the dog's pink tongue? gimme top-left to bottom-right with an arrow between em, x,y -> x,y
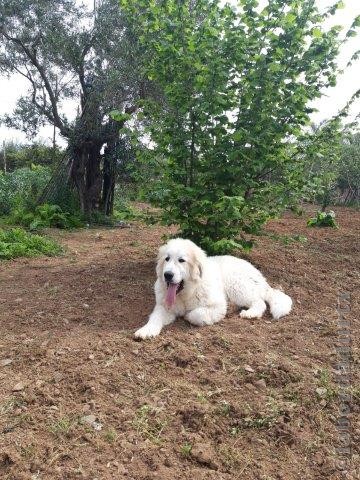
165,283 -> 178,307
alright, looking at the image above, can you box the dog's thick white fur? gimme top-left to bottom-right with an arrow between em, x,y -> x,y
134,238 -> 292,339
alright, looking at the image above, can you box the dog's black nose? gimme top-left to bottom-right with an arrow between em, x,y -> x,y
164,271 -> 174,282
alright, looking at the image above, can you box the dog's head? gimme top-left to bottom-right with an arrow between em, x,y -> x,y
156,238 -> 207,307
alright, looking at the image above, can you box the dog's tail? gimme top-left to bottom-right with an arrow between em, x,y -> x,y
266,288 -> 292,320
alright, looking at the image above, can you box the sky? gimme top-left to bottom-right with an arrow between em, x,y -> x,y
0,0 -> 359,146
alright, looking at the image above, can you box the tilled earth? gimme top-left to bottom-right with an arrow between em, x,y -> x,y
0,206 -> 359,480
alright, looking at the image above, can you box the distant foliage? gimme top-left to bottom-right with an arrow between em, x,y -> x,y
0,142 -> 63,172
337,132 -> 360,205
121,0 -> 359,253
0,166 -> 51,215
0,227 -> 62,260
307,210 -> 338,228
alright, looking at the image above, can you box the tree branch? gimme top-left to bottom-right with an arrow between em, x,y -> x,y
1,28 -> 71,137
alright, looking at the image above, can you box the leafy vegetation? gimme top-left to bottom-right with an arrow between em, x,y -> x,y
121,0 -> 359,253
0,141 -> 63,172
0,227 -> 62,260
8,204 -> 83,231
307,210 -> 338,228
0,165 -> 51,216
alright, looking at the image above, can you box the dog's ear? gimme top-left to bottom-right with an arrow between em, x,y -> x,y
156,244 -> 167,278
190,243 -> 206,281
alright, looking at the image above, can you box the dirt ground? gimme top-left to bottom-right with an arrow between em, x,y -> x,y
0,206 -> 359,480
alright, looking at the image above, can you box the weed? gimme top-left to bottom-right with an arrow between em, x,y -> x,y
196,392 -> 207,403
180,442 -> 192,457
283,386 -> 300,404
20,444 -> 36,460
307,210 -> 338,228
0,397 -> 26,415
0,227 -> 62,260
350,386 -> 360,405
49,417 -> 74,437
317,368 -> 337,401
133,404 -> 167,444
216,400 -> 232,417
218,444 -> 242,469
104,428 -> 117,443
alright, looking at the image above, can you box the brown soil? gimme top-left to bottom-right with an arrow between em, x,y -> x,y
0,206 -> 359,480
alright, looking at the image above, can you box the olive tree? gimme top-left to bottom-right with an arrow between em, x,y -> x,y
0,0 -> 143,215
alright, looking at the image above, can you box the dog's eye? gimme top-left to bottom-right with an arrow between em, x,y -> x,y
178,258 -> 185,263
165,256 -> 170,262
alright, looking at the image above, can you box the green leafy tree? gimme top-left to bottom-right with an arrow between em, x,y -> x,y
121,0 -> 359,253
0,141 -> 63,172
298,120 -> 343,211
0,0 -> 144,215
338,131 -> 360,205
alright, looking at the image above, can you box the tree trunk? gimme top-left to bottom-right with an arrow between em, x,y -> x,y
101,142 -> 117,216
71,143 -> 103,217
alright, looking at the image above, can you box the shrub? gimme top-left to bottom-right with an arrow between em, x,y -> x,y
8,204 -> 83,230
0,166 -> 51,215
307,210 -> 338,228
0,227 -> 62,260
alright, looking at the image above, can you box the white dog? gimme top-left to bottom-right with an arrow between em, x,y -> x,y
134,238 -> 292,339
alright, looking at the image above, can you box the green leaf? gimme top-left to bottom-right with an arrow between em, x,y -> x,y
312,28 -> 322,38
109,110 -> 131,122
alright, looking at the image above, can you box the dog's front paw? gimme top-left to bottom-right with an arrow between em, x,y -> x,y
134,323 -> 161,340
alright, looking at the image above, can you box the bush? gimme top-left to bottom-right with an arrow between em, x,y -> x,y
0,141 -> 63,172
0,166 -> 51,215
0,227 -> 62,260
307,210 -> 338,228
8,203 -> 83,230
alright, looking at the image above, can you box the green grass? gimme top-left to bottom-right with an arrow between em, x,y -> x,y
132,404 -> 167,444
48,417 -> 74,437
180,442 -> 192,457
0,227 -> 62,260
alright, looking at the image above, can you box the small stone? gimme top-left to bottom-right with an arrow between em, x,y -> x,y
244,364 -> 255,373
316,387 -> 327,397
254,378 -> 267,390
15,298 -> 23,303
83,303 -> 90,309
49,405 -> 59,410
13,382 -> 25,392
88,354 -> 95,360
191,442 -> 219,470
132,349 -> 139,355
319,399 -> 327,407
81,414 -> 96,424
0,359 -> 12,367
81,414 -> 102,431
53,372 -> 63,383
314,452 -> 324,465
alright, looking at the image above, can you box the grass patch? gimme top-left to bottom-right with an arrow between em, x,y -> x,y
48,417 -> 74,437
132,404 -> 167,444
0,227 -> 62,260
180,442 -> 192,457
104,428 -> 117,443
